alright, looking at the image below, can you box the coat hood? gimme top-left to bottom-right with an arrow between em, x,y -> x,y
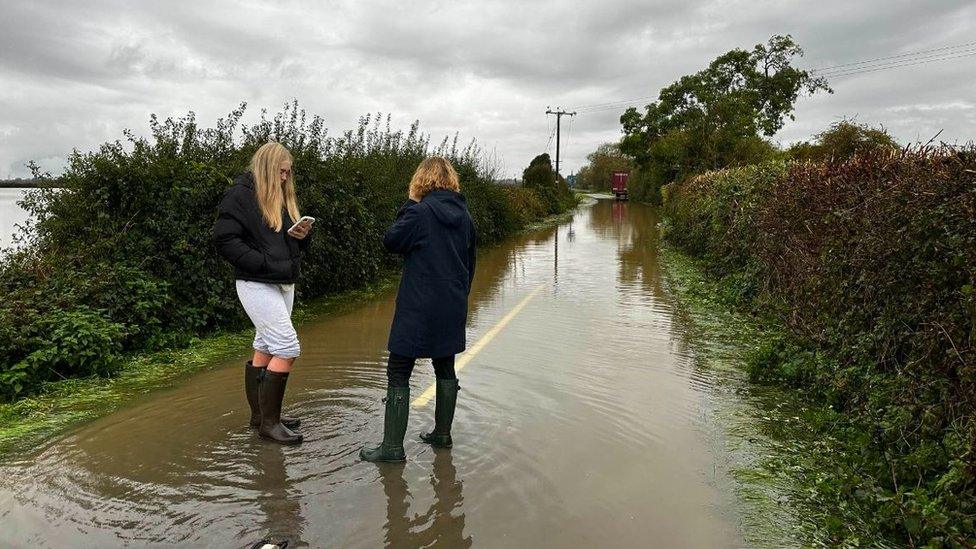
235,171 -> 255,189
422,190 -> 468,228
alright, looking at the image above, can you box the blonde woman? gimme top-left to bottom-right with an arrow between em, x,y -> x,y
214,142 -> 312,445
361,157 -> 477,463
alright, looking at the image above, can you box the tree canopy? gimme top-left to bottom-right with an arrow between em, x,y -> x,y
576,143 -> 633,191
619,34 -> 830,187
787,120 -> 900,163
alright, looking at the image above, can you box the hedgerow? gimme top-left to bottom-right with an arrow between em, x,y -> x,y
663,147 -> 976,545
0,102 -> 567,401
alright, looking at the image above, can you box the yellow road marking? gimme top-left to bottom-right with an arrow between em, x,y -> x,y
411,283 -> 546,407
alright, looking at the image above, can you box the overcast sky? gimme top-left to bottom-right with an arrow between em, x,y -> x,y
1,0 -> 974,180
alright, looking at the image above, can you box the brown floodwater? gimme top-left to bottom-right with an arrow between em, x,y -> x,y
0,199 -> 751,548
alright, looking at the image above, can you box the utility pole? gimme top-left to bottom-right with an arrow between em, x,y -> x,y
546,107 -> 576,177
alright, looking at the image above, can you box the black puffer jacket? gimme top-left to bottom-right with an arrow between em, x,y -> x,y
213,172 -> 309,284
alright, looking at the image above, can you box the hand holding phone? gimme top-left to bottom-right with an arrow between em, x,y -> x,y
288,216 -> 315,238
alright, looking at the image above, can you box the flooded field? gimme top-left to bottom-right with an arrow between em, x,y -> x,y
0,199 -> 785,548
0,188 -> 31,250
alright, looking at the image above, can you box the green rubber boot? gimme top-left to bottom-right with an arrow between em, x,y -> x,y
420,379 -> 458,448
360,386 -> 410,463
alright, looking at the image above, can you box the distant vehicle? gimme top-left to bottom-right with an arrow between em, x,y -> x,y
610,171 -> 629,200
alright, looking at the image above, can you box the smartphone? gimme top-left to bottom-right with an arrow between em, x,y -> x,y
288,216 -> 316,233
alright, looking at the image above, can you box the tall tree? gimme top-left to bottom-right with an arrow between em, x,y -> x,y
577,143 -> 633,191
620,34 -> 830,187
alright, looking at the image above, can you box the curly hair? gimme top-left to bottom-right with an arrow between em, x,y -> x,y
408,156 -> 460,200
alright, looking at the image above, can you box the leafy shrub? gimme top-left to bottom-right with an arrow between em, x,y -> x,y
663,146 -> 976,545
0,103 -> 569,400
522,153 -> 576,214
463,177 -> 520,244
0,308 -> 126,400
626,166 -> 663,204
787,119 -> 899,163
503,187 -> 548,226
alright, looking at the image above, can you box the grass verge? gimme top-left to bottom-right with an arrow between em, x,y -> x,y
660,245 -> 906,548
0,205 -> 579,456
0,276 -> 398,455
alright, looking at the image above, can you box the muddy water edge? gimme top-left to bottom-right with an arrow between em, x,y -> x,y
0,199 -> 825,548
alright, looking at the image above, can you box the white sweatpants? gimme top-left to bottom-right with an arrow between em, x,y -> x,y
235,280 -> 300,359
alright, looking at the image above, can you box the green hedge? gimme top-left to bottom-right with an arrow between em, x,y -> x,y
522,153 -> 576,215
0,103 -> 567,401
663,148 -> 976,545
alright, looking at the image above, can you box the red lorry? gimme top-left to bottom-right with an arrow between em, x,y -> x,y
611,171 -> 629,200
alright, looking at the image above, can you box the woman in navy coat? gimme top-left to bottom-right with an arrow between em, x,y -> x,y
361,157 -> 477,463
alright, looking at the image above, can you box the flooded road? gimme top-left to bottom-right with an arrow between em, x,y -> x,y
0,199 -> 751,548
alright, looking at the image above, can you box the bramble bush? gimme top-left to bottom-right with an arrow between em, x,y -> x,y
663,147 -> 976,545
0,102 -> 568,401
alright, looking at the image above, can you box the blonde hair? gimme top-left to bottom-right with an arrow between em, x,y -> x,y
408,157 -> 460,200
251,142 -> 300,232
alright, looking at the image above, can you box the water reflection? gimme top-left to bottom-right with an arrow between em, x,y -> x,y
379,450 -> 471,548
615,202 -> 665,297
0,198 -> 754,547
253,443 -> 307,547
587,199 -> 665,298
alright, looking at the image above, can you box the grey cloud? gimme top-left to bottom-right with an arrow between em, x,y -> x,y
0,0 -> 973,179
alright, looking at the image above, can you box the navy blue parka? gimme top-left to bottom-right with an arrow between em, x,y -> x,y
385,189 -> 477,358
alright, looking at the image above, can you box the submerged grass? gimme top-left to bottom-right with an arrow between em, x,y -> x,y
0,276 -> 398,455
0,205 -> 578,457
661,246 -> 903,548
662,152 -> 976,546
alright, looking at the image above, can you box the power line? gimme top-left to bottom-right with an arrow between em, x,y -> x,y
813,47 -> 976,77
545,107 -> 576,177
810,40 -> 976,73
544,118 -> 557,154
815,50 -> 976,78
572,101 -> 652,114
573,95 -> 658,112
565,115 -> 575,173
577,103 -> 647,114
565,41 -> 976,115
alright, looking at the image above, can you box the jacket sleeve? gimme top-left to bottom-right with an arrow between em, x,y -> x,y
382,200 -> 425,254
466,223 -> 477,291
213,192 -> 267,273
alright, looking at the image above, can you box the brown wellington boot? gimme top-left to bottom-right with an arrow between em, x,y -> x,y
257,370 -> 303,445
245,362 -> 300,429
